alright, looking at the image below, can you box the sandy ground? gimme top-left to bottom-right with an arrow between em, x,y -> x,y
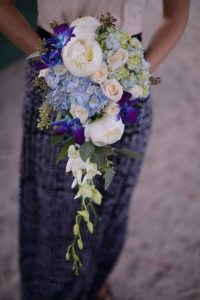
0,2 -> 200,300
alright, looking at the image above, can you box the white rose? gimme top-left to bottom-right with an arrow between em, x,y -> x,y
62,37 -> 102,77
103,101 -> 120,116
70,103 -> 89,124
101,79 -> 123,102
91,62 -> 108,84
129,84 -> 143,99
38,68 -> 49,78
107,48 -> 129,71
53,64 -> 67,75
70,16 -> 100,39
84,115 -> 124,146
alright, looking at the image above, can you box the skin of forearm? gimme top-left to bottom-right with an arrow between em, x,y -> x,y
0,2 -> 39,54
145,18 -> 188,73
145,0 -> 190,73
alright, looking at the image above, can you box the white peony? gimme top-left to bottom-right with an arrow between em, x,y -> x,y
62,37 -> 103,77
129,84 -> 143,99
103,101 -> 120,116
71,16 -> 101,39
70,103 -> 89,124
84,115 -> 125,146
53,64 -> 67,75
91,62 -> 108,84
101,79 -> 123,102
107,48 -> 129,71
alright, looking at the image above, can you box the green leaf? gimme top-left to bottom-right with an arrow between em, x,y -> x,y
104,167 -> 114,190
91,152 -> 106,169
114,148 -> 141,159
73,224 -> 80,236
77,239 -> 83,250
56,138 -> 73,164
77,211 -> 89,222
50,135 -> 64,146
95,146 -> 114,156
87,221 -> 94,234
79,142 -> 95,162
91,146 -> 114,168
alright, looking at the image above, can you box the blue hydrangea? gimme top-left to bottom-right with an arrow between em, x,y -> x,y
46,86 -> 70,112
45,70 -> 60,89
105,32 -> 121,50
45,70 -> 109,118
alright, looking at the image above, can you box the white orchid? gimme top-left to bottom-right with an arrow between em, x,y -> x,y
81,162 -> 101,185
74,182 -> 93,199
66,145 -> 86,174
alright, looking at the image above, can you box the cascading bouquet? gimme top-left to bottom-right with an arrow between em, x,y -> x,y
31,13 -> 160,275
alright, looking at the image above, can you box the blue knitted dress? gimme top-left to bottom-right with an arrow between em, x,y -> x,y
19,59 -> 152,300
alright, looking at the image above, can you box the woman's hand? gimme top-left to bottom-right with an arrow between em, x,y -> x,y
144,0 -> 190,73
0,0 -> 39,54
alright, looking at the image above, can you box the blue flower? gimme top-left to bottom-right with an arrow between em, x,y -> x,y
118,91 -> 140,125
46,86 -> 70,112
52,117 -> 85,145
45,71 -> 60,89
36,24 -> 75,70
105,32 -> 121,50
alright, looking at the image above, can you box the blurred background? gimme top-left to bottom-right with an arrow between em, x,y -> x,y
0,1 -> 200,300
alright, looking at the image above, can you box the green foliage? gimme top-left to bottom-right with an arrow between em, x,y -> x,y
149,76 -> 162,85
66,197 -> 100,275
91,146 -> 114,169
99,12 -> 117,30
56,138 -> 73,164
104,166 -> 114,190
79,142 -> 95,162
37,100 -> 51,130
50,135 -> 64,146
33,77 -> 48,92
114,148 -> 141,159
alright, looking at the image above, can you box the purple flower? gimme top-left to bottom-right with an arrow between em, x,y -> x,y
52,118 -> 85,145
36,42 -> 62,70
118,91 -> 140,125
53,24 -> 75,48
36,23 -> 75,70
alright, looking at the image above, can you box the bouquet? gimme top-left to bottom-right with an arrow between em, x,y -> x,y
30,13 -> 160,275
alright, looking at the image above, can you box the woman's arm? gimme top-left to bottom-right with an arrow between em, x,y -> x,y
0,0 -> 39,54
145,0 -> 190,73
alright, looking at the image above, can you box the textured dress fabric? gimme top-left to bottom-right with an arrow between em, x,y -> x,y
19,60 -> 152,300
37,0 -> 149,36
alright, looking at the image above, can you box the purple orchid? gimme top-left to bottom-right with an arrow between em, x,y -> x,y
118,91 -> 140,125
52,118 -> 85,145
36,23 -> 75,71
53,24 -> 75,48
